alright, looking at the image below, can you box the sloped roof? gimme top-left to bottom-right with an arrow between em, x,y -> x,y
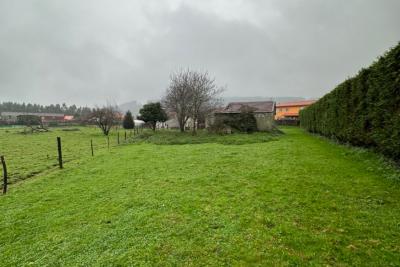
276,100 -> 316,108
216,101 -> 275,113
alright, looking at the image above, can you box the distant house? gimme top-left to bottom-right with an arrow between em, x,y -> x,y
0,112 -> 66,123
208,101 -> 276,131
158,111 -> 193,130
162,111 -> 179,129
275,100 -> 316,120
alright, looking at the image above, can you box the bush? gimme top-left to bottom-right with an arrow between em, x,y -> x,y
207,116 -> 229,134
223,112 -> 258,133
300,42 -> 400,161
17,115 -> 41,126
212,106 -> 258,134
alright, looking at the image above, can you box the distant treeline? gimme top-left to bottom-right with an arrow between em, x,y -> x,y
0,102 -> 93,118
300,42 -> 400,161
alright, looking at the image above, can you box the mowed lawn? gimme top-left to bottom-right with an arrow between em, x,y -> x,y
0,127 -> 399,266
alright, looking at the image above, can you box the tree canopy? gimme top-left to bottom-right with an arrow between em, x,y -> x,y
0,101 -> 93,118
138,102 -> 167,131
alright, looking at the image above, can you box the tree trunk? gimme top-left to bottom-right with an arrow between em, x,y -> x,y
178,116 -> 185,132
192,117 -> 197,135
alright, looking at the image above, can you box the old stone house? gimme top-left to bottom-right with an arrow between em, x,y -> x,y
207,101 -> 276,131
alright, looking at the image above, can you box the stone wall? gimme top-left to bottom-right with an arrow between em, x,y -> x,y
254,113 -> 275,131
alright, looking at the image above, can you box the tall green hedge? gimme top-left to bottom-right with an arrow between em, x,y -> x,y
300,42 -> 400,161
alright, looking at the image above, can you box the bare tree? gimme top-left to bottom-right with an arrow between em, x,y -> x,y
91,105 -> 119,136
163,69 -> 223,133
163,70 -> 194,132
189,71 -> 223,134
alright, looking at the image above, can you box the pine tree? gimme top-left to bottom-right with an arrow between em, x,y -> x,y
122,110 -> 135,129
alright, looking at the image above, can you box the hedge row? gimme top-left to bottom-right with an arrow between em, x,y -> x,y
300,42 -> 400,161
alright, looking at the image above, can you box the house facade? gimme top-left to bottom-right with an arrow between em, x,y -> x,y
275,100 -> 316,120
157,111 -> 194,130
208,101 -> 276,131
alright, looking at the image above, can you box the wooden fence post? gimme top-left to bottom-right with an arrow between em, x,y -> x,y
117,132 -> 120,145
91,139 -> 94,156
57,137 -> 63,169
107,136 -> 110,150
1,156 -> 7,194
124,131 -> 127,141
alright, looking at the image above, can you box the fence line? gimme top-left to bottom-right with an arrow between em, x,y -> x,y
57,137 -> 63,169
1,156 -> 7,195
0,128 -> 136,194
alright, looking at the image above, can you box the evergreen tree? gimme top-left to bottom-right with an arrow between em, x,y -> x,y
138,102 -> 167,131
122,110 -> 135,129
300,42 -> 400,161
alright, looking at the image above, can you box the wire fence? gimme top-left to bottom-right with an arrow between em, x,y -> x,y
0,126 -> 140,194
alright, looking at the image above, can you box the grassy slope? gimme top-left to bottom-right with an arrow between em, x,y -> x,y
0,127 -> 399,266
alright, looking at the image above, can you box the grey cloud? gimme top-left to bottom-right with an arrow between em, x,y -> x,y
0,0 -> 399,106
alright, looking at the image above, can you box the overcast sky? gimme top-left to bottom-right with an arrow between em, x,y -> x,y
0,0 -> 399,106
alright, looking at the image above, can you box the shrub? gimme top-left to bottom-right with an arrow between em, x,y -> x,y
17,115 -> 41,126
223,113 -> 257,133
210,106 -> 258,134
207,116 -> 229,134
300,42 -> 400,161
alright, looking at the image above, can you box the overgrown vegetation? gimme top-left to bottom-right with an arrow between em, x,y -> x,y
220,107 -> 258,133
16,114 -> 50,133
300,42 -> 400,161
0,127 -> 399,265
130,129 -> 279,145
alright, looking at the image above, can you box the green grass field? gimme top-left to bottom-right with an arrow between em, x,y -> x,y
0,127 -> 399,266
0,126 -> 129,183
